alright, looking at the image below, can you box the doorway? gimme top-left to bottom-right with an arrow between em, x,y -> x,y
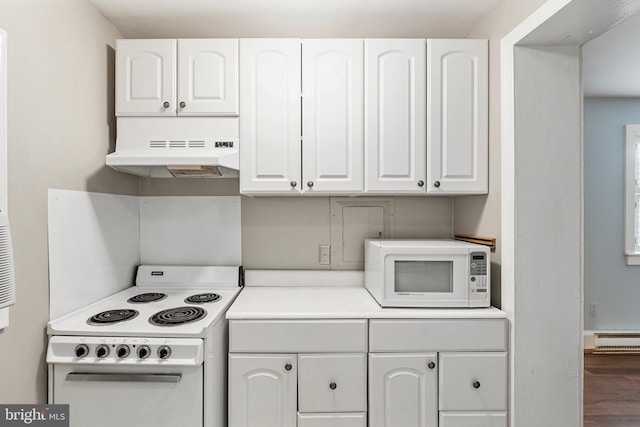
501,0 -> 640,425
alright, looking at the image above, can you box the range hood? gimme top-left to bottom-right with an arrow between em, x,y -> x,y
106,117 -> 239,178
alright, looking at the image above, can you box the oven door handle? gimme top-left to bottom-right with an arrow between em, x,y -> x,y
66,373 -> 182,383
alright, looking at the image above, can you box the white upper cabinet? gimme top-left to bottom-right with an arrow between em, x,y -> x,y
364,39 -> 426,194
116,39 -> 176,116
237,37 -> 487,196
302,39 -> 364,194
116,39 -> 238,116
427,39 -> 488,194
177,39 -> 238,116
239,39 -> 302,194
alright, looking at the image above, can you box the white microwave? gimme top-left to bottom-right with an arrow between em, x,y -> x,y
364,239 -> 490,308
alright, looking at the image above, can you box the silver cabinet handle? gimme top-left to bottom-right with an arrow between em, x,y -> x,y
418,180 -> 425,187
428,361 -> 436,370
179,101 -> 186,108
162,101 -> 170,108
329,382 -> 337,390
434,181 -> 441,188
307,181 -> 314,188
472,380 -> 481,389
66,373 -> 182,383
290,181 -> 297,188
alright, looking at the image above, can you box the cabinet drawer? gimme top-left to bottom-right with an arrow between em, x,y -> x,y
298,412 -> 367,427
369,319 -> 506,352
439,352 -> 507,411
230,320 -> 367,352
440,412 -> 507,427
298,354 -> 367,412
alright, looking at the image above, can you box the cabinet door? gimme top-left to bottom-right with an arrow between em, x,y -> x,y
239,39 -> 302,194
365,39 -> 426,193
369,353 -> 438,427
177,39 -> 238,116
427,39 -> 488,194
439,352 -> 507,411
116,39 -> 176,116
298,353 -> 367,412
440,412 -> 507,427
298,412 -> 367,427
228,354 -> 297,427
302,39 -> 363,194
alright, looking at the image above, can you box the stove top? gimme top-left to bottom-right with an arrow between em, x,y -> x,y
47,266 -> 242,338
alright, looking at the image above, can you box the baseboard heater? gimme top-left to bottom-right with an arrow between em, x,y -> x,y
593,332 -> 640,354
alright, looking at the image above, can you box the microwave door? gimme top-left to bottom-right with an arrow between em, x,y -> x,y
384,255 -> 469,307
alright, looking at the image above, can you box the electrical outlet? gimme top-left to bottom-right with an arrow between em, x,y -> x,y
319,245 -> 330,265
590,303 -> 597,315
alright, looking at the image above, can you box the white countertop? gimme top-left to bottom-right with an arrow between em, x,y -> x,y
225,286 -> 506,320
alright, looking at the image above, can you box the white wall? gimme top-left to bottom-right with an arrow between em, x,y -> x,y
0,0 -> 135,404
584,97 -> 640,330
457,0 -> 549,307
513,45 -> 582,427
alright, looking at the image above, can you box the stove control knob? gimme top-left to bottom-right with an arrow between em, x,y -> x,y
96,344 -> 109,358
137,345 -> 150,359
158,345 -> 171,360
74,344 -> 89,358
116,345 -> 130,359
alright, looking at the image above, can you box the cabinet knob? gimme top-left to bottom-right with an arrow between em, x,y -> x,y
307,181 -> 314,188
428,361 -> 436,370
290,181 -> 297,188
434,181 -> 441,188
284,363 -> 292,371
418,180 -> 425,187
472,380 -> 481,389
163,101 -> 170,109
179,101 -> 186,108
329,382 -> 337,390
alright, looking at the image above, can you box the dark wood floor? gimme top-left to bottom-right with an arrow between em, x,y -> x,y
584,352 -> 640,427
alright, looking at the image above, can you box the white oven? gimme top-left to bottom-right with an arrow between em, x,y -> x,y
46,266 -> 242,427
48,337 -> 204,427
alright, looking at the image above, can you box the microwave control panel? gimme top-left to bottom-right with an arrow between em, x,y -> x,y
469,252 -> 488,294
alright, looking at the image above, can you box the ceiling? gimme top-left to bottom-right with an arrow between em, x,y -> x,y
88,0 -> 501,39
583,11 -> 640,97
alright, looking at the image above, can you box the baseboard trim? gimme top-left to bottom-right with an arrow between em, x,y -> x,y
584,330 -> 595,350
584,330 -> 640,352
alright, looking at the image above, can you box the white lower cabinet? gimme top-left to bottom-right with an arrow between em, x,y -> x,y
368,353 -> 438,427
298,354 -> 367,412
439,352 -> 507,412
228,354 -> 297,427
439,412 -> 508,427
298,412 -> 367,427
228,320 -> 368,427
368,319 -> 508,427
229,318 -> 507,427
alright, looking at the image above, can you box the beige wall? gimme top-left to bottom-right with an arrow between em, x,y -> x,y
139,180 -> 454,270
0,0 -> 135,403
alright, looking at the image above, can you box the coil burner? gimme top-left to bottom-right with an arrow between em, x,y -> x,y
127,293 -> 167,303
87,309 -> 139,325
149,306 -> 207,326
185,293 -> 221,304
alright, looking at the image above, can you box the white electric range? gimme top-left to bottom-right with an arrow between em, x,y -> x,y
46,265 -> 243,427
